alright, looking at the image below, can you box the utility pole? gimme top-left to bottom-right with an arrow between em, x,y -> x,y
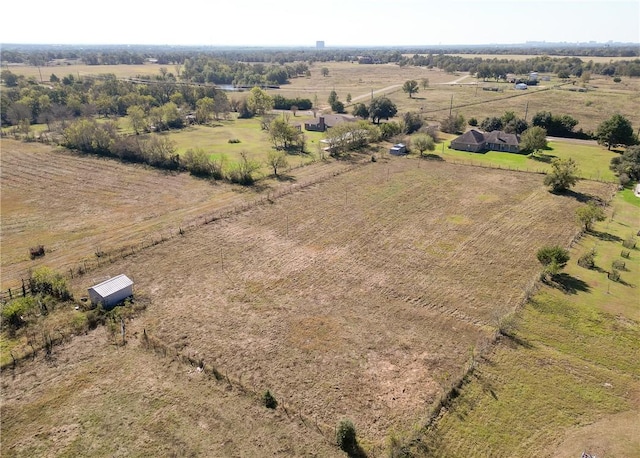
449,94 -> 453,117
524,101 -> 529,122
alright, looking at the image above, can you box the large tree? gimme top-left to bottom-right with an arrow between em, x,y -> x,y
575,202 -> 606,232
595,114 -> 636,150
247,87 -> 274,116
537,245 -> 570,280
544,157 -> 580,192
402,80 -> 419,98
195,96 -> 215,124
610,145 -> 640,182
127,105 -> 147,134
520,126 -> 548,155
269,117 -> 303,151
369,97 -> 397,124
412,133 -> 436,157
352,103 -> 369,119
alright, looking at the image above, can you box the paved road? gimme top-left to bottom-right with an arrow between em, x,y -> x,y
546,136 -> 599,146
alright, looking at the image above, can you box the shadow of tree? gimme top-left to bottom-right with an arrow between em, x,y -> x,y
499,331 -> 534,349
589,230 -> 623,243
420,153 -> 444,161
551,273 -> 590,294
346,443 -> 368,458
529,153 -> 556,163
552,189 -> 594,203
275,174 -> 296,182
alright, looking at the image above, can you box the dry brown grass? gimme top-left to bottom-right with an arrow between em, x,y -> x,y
51,157 -> 612,450
1,327 -> 338,457
0,139 -> 357,289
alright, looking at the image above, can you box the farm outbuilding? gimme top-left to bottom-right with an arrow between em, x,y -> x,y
88,274 -> 134,309
390,143 -> 407,155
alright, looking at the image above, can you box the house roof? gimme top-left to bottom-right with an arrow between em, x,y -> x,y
307,114 -> 356,128
485,130 -> 519,146
89,274 -> 133,298
452,129 -> 486,145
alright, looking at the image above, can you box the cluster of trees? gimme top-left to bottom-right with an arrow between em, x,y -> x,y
0,70 -> 233,128
328,90 -> 345,113
400,53 -> 640,78
3,43 -> 636,68
610,145 -> 640,185
531,111 -> 579,137
59,117 -> 267,182
272,95 -> 312,111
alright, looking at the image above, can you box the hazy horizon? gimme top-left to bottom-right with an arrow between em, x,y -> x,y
1,0 -> 638,48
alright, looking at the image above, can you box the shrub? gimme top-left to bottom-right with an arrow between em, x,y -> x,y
1,296 -> 37,331
30,266 -> 72,301
336,419 -> 357,453
577,249 -> 596,269
613,77 -> 622,83
537,245 -> 570,269
622,236 -> 637,249
612,259 -> 626,270
262,390 -> 278,409
228,138 -> 241,144
608,268 -> 621,282
537,245 -> 570,281
621,250 -> 630,259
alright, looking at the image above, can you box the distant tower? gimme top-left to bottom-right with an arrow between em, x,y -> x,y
316,41 -> 325,49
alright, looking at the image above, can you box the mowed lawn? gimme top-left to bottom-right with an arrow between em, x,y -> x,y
413,190 -> 640,457
51,158 -> 613,452
161,115 -> 326,173
433,137 -> 619,182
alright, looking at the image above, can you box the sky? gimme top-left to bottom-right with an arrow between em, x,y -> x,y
1,0 -> 638,47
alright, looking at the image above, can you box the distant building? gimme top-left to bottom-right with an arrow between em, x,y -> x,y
316,41 -> 325,49
304,115 -> 355,132
88,274 -> 134,309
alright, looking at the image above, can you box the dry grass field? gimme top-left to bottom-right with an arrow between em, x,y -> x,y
1,328 -> 339,457
1,55 -> 636,456
0,139 -> 358,290
277,62 -> 639,134
1,152 -> 614,454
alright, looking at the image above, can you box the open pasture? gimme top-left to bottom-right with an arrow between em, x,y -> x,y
385,73 -> 640,134
0,139 -> 356,289
416,190 -> 640,457
62,158 -> 613,448
162,117 -> 326,169
0,328 -> 338,457
4,62 -> 162,80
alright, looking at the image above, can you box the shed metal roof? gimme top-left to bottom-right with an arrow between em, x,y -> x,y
89,274 -> 133,298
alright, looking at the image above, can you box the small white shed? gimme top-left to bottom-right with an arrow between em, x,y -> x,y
390,143 -> 407,155
88,274 -> 134,309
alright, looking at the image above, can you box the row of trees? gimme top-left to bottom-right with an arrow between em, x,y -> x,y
3,43 -> 636,67
401,53 -> 640,78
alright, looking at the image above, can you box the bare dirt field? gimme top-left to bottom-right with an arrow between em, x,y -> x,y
0,139 -> 358,289
31,158 -> 611,451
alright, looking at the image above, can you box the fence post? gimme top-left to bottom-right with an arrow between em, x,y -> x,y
8,288 -> 12,300
22,279 -> 26,297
